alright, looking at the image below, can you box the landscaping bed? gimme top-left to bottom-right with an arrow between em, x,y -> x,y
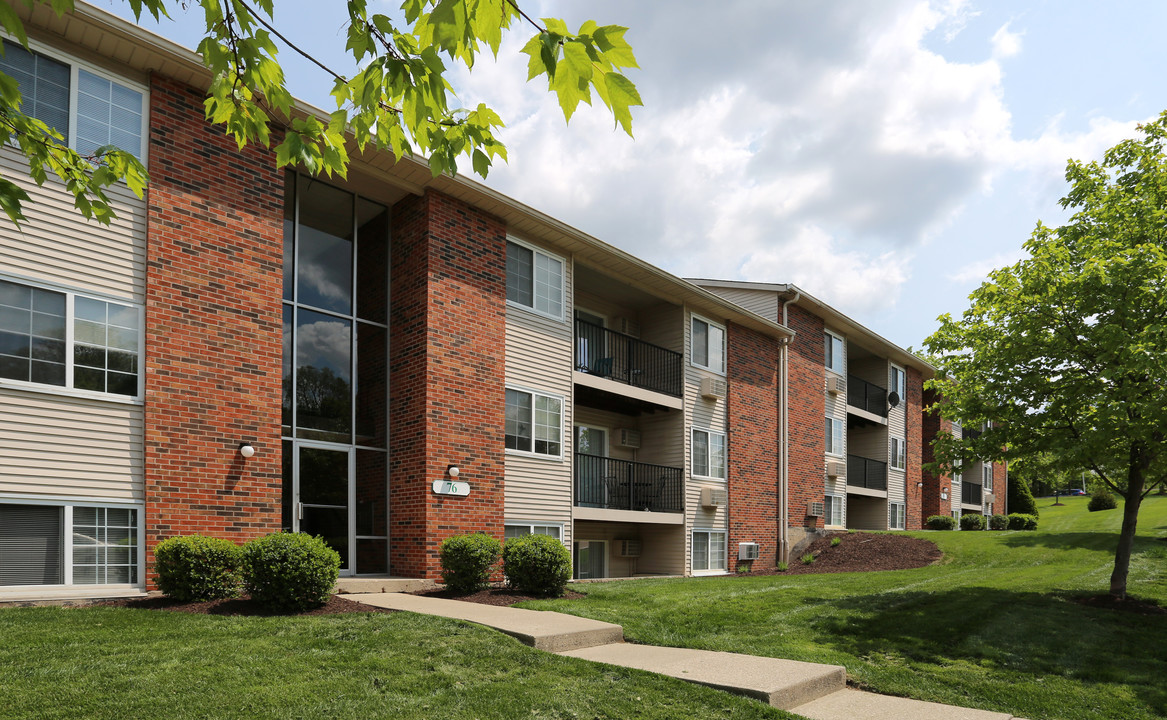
746,531 -> 941,575
97,593 -> 394,616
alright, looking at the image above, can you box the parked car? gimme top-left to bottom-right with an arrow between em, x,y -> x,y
1061,488 -> 1087,496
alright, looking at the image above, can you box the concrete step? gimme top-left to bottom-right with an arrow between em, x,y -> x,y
335,577 -> 437,594
791,689 -> 1017,720
339,593 -> 623,652
559,643 -> 846,711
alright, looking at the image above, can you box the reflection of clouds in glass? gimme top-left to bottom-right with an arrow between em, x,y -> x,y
297,226 -> 352,313
297,319 -> 351,378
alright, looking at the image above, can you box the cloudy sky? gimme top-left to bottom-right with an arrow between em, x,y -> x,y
108,0 -> 1165,350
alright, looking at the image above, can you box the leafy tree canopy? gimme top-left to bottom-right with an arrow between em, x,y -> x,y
925,111 -> 1167,597
0,0 -> 640,225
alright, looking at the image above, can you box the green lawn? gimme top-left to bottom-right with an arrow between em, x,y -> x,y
523,495 -> 1167,720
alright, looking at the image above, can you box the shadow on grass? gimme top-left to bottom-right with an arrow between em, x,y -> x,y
808,586 -> 1167,716
996,531 -> 1167,556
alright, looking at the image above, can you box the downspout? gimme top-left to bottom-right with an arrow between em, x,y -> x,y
778,290 -> 800,565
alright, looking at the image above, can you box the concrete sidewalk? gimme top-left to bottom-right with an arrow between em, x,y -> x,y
342,592 -> 1021,720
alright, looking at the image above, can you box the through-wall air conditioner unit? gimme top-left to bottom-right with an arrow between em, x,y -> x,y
700,377 -> 727,400
827,376 -> 846,395
808,501 -> 825,517
738,542 -> 760,561
616,428 -> 642,449
619,539 -> 642,557
826,461 -> 845,479
984,492 -> 996,503
617,317 -> 641,338
700,487 -> 727,508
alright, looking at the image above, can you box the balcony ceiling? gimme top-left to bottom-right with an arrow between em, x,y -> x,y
575,263 -> 676,311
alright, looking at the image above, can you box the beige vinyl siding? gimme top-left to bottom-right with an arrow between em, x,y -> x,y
887,373 -> 907,503
700,287 -> 779,323
638,303 -> 684,354
848,428 -> 884,462
684,307 -> 727,570
825,351 -> 848,497
574,407 -> 635,462
847,496 -> 888,530
0,388 -> 143,500
950,424 -> 963,514
637,411 -> 684,473
573,520 -> 685,578
0,148 -> 146,303
573,290 -> 630,331
826,327 -> 847,377
848,354 -> 885,389
504,247 -> 574,542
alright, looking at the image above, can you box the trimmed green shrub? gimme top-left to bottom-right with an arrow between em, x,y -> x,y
776,561 -> 789,571
960,513 -> 986,531
242,532 -> 340,611
926,515 -> 957,530
502,533 -> 571,596
1088,490 -> 1118,512
800,553 -> 816,564
440,533 -> 501,595
1008,476 -> 1039,517
154,534 -> 243,601
830,536 -> 842,547
1007,513 -> 1039,530
988,514 -> 1009,530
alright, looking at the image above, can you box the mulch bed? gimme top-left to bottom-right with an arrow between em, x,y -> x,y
740,531 -> 942,576
1074,594 -> 1167,616
96,593 -> 395,616
408,587 -> 586,606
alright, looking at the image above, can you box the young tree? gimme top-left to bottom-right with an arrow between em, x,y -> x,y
0,0 -> 640,225
926,111 -> 1167,599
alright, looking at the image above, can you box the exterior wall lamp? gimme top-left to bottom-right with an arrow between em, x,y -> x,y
238,442 -> 256,459
447,464 -> 460,478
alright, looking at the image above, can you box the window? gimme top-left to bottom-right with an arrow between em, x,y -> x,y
824,331 -> 844,373
0,277 -> 140,398
505,387 -> 563,457
691,428 -> 726,479
983,464 -> 993,491
951,509 -> 961,521
825,417 -> 844,457
506,239 -> 563,319
889,502 -> 905,530
691,315 -> 726,373
0,502 -> 139,587
505,523 -> 562,541
824,495 -> 844,527
890,365 -> 905,401
0,39 -> 145,158
890,437 -> 906,470
952,459 -> 962,483
691,529 -> 727,573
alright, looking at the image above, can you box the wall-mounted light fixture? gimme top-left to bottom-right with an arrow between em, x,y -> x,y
447,464 -> 460,478
238,442 -> 256,459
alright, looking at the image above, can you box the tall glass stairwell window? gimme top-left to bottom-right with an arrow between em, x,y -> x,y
282,173 -> 389,575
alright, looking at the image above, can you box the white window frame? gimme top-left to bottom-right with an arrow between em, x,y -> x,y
890,363 -> 906,401
889,502 -> 905,530
691,528 -> 728,575
0,273 -> 144,402
506,237 -> 565,321
0,497 -> 144,591
825,417 -> 844,458
504,522 -> 565,543
689,312 -> 726,375
0,34 -> 150,161
504,385 -> 564,460
824,330 -> 845,374
890,437 -> 906,471
824,494 -> 845,528
982,463 -> 993,491
691,427 -> 726,481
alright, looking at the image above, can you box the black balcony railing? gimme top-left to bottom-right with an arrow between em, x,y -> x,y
962,482 -> 983,505
847,454 -> 888,491
847,375 -> 888,417
574,454 -> 684,513
575,320 -> 683,398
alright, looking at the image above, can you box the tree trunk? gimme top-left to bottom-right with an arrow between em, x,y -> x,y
1108,466 -> 1145,599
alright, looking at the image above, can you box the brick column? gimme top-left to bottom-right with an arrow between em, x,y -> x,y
389,190 -> 507,578
905,367 -> 924,529
726,322 -> 781,568
786,304 -> 826,530
143,76 -> 285,587
919,388 -> 951,526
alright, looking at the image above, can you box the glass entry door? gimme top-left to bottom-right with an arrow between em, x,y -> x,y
294,444 -> 353,575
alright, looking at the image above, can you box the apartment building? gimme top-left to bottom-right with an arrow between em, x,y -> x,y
0,4 -> 1004,601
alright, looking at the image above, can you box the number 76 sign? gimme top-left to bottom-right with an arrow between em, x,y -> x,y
432,480 -> 470,497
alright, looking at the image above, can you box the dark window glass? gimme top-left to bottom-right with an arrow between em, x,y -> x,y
505,388 -> 531,452
356,199 -> 388,324
0,504 -> 62,586
0,40 -> 70,142
0,280 -> 65,386
692,318 -> 709,367
281,305 -> 293,436
356,449 -> 386,540
283,171 -> 295,302
295,308 -> 351,442
355,322 -> 386,448
296,180 -> 353,314
281,440 -> 293,532
506,242 -> 533,307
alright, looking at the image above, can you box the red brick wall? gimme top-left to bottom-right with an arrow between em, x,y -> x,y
919,388 -> 950,525
389,190 -> 507,578
786,304 -> 826,529
143,76 -> 285,586
726,322 -> 781,568
904,367 -> 924,529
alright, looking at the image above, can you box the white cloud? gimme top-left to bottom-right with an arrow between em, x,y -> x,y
990,22 -> 1024,59
946,250 -> 1027,284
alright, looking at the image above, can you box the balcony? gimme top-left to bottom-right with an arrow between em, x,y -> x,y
575,454 -> 684,513
962,482 -> 983,506
847,454 -> 887,491
847,375 -> 888,418
576,320 -> 683,398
